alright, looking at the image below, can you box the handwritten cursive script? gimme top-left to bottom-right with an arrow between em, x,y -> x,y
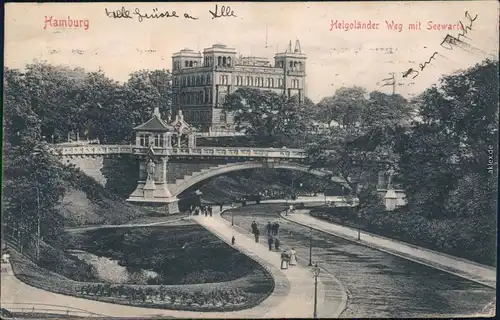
418,51 -> 438,71
105,7 -> 198,22
209,4 -> 237,19
440,11 -> 478,50
134,8 -> 179,22
105,7 -> 132,19
403,10 -> 478,80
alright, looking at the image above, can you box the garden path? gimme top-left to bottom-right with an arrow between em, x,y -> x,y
0,207 -> 344,318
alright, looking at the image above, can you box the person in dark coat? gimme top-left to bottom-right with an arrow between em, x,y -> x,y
219,203 -> 223,211
274,237 -> 281,250
195,207 -> 199,216
266,222 -> 272,236
251,221 -> 258,234
208,205 -> 213,217
275,222 -> 280,236
254,228 -> 260,243
204,206 -> 208,217
271,222 -> 277,235
267,236 -> 274,251
231,236 -> 235,245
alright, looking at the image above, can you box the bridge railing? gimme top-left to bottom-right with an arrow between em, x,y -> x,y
135,147 -> 307,159
53,145 -> 308,159
0,302 -> 104,318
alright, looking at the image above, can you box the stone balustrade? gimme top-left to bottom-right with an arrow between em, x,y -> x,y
52,145 -> 307,159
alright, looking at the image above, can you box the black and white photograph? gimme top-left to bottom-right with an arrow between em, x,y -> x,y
2,2 -> 498,319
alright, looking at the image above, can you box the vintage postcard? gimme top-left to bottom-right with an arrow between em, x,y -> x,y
2,1 -> 498,319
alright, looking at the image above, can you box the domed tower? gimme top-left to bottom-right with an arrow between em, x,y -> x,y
274,39 -> 307,101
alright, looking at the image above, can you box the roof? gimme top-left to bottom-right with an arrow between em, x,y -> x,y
133,115 -> 172,132
170,110 -> 194,133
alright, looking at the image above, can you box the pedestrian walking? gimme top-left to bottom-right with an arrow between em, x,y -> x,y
195,207 -> 199,216
251,221 -> 257,234
204,206 -> 208,217
219,203 -> 223,211
231,236 -> 235,245
274,237 -> 281,251
275,222 -> 280,236
281,250 -> 290,269
254,228 -> 260,243
267,236 -> 274,251
271,222 -> 277,236
289,247 -> 297,266
209,206 -> 213,217
266,222 -> 272,236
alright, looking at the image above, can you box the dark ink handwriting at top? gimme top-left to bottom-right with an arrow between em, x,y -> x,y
134,8 -> 179,22
105,7 -> 132,19
184,13 -> 198,20
402,68 -> 419,79
419,52 -> 438,71
209,4 -> 237,19
440,11 -> 478,50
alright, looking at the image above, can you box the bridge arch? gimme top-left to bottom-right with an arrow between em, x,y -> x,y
169,161 -> 349,197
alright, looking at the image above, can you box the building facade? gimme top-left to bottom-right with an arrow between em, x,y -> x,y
171,40 -> 307,132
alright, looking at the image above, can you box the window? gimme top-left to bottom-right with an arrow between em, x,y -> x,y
217,56 -> 222,66
185,61 -> 189,68
189,61 -> 193,67
220,113 -> 226,122
227,57 -> 232,66
139,135 -> 145,146
223,57 -> 227,66
207,75 -> 212,84
154,134 -> 160,147
219,75 -> 229,85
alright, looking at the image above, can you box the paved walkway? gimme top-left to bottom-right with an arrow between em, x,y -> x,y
281,210 -> 496,289
0,207 -> 344,319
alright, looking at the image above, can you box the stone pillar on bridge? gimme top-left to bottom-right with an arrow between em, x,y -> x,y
127,107 -> 180,213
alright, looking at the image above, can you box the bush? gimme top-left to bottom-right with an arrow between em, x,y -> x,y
310,207 -> 496,266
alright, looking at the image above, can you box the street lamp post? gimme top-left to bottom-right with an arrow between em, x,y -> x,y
308,226 -> 313,266
313,263 -> 320,319
36,186 -> 40,261
357,210 -> 361,241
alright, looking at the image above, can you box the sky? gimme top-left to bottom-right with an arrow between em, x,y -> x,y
5,1 -> 499,103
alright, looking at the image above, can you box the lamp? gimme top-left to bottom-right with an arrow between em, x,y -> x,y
313,263 -> 320,319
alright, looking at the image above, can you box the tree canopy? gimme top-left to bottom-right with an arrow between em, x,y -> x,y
222,88 -> 310,147
396,59 -> 498,219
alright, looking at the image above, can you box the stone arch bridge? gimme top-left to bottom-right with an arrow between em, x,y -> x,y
53,144 -> 350,213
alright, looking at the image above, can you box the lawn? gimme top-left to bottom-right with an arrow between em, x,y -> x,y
9,223 -> 275,312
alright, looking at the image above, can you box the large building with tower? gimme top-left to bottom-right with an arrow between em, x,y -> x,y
171,40 -> 307,132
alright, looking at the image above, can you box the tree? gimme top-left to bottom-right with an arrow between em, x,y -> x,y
22,62 -> 86,142
222,88 -> 308,147
396,59 -> 498,219
314,87 -> 368,128
124,69 -> 172,126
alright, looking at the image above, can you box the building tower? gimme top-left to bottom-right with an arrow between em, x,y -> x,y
203,44 -> 237,129
274,39 -> 307,101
